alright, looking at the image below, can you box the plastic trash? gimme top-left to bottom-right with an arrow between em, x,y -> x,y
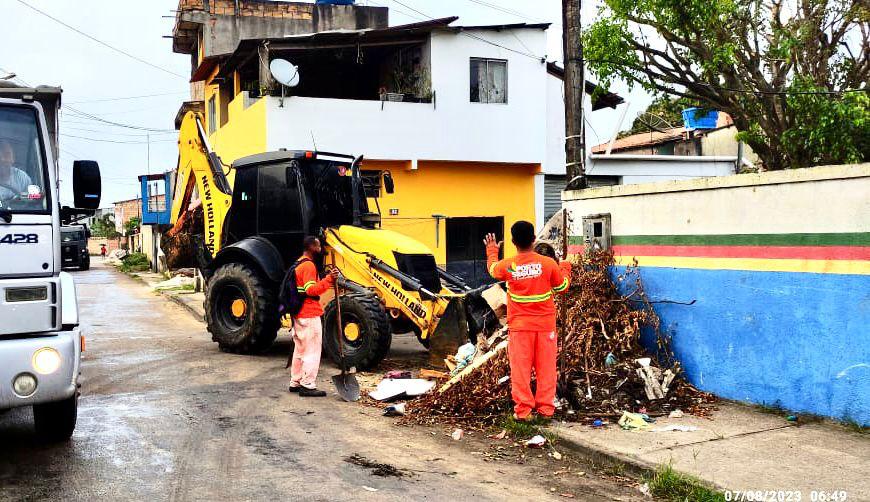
525,435 -> 547,448
618,411 -> 652,431
382,403 -> 406,417
605,353 -> 617,367
652,425 -> 699,432
592,419 -> 604,428
668,409 -> 684,418
451,429 -> 464,441
368,379 -> 436,401
384,370 -> 412,379
451,343 -> 477,376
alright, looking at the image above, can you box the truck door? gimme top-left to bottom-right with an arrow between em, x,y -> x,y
257,163 -> 304,266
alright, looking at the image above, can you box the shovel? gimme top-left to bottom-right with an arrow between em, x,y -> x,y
330,262 -> 360,402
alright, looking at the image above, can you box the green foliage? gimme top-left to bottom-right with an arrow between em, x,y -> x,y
124,217 -> 141,236
645,464 -> 726,502
119,252 -> 150,273
584,0 -> 869,170
90,213 -> 120,238
621,96 -> 699,137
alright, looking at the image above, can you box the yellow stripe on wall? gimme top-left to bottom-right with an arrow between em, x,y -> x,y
615,255 -> 870,275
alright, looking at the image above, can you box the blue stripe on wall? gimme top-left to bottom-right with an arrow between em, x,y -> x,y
612,266 -> 870,425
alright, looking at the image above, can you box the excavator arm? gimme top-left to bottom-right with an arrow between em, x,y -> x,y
168,111 -> 234,260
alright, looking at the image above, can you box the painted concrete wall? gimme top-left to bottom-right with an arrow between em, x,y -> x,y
362,159 -> 538,264
265,28 -> 552,168
585,154 -> 737,185
563,164 -> 870,424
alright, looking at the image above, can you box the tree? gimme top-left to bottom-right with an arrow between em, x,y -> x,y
621,96 -> 698,137
90,214 -> 120,239
124,216 -> 141,236
583,0 -> 869,170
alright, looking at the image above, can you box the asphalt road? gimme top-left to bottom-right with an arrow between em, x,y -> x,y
0,262 -> 641,501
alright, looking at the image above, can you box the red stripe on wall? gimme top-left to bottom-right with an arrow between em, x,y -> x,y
610,245 -> 870,260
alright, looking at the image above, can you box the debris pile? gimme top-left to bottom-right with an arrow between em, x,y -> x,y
407,250 -> 715,424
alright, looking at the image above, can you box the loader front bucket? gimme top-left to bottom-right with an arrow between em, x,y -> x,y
429,297 -> 469,366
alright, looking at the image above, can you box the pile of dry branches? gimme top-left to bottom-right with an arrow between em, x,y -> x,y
407,250 -> 714,424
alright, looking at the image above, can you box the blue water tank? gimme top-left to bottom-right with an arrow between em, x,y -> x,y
316,0 -> 355,5
682,108 -> 719,130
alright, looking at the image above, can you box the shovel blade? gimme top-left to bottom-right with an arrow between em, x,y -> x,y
429,297 -> 469,366
332,373 -> 360,402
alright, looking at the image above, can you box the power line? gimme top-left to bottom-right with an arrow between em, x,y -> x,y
462,0 -> 548,24
64,125 -> 177,138
61,133 -> 176,144
389,0 -> 545,61
66,91 -> 188,104
63,108 -> 176,133
12,0 -> 187,79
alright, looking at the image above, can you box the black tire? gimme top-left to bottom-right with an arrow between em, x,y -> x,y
80,256 -> 90,271
323,293 -> 392,371
33,394 -> 77,442
205,263 -> 279,354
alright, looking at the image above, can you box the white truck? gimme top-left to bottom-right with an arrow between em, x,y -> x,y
0,82 -> 100,441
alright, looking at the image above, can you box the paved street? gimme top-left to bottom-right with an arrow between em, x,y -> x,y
0,262 -> 640,501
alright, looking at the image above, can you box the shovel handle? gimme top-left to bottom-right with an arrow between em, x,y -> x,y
331,254 -> 346,372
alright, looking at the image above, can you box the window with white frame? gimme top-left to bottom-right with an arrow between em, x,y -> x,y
470,58 -> 508,104
207,95 -> 217,134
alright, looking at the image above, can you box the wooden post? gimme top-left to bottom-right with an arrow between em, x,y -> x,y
563,0 -> 586,190
258,43 -> 275,95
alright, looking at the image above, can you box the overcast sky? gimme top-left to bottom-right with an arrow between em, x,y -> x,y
1,0 -> 651,207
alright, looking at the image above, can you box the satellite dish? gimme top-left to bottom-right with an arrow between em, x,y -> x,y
269,59 -> 300,88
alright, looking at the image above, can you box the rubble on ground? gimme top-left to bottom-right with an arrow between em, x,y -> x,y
406,250 -> 715,425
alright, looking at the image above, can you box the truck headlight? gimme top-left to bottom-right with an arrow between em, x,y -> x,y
13,373 -> 38,397
32,348 -> 61,375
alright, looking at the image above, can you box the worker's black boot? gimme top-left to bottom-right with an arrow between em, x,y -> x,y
299,387 -> 327,397
288,385 -> 301,393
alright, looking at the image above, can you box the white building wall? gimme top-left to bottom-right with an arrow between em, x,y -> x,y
265,28 -> 552,167
544,73 -> 567,175
585,155 -> 737,185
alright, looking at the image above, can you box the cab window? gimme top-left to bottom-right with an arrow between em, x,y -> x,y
0,106 -> 49,212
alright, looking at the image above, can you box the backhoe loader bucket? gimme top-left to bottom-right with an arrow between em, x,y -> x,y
429,297 -> 469,365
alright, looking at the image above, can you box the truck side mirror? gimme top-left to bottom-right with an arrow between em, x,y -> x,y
73,160 -> 101,209
383,171 -> 395,194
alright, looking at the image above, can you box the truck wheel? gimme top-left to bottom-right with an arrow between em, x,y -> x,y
323,293 -> 392,371
80,256 -> 90,271
33,394 -> 77,442
205,263 -> 279,354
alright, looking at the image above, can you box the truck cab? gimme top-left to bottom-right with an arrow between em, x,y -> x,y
0,82 -> 100,441
61,224 -> 91,271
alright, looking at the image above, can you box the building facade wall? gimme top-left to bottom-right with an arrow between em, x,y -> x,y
563,164 -> 870,425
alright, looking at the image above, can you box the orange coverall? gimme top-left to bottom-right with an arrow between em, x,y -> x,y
487,245 -> 571,418
288,259 -> 334,390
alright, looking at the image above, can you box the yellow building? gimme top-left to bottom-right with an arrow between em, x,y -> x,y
172,3 -> 601,284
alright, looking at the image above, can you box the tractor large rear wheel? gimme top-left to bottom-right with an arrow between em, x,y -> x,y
205,263 -> 279,353
323,293 -> 392,371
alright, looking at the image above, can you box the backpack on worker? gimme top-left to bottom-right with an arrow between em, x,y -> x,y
278,257 -> 312,318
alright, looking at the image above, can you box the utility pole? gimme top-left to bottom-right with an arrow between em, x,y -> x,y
563,0 -> 586,190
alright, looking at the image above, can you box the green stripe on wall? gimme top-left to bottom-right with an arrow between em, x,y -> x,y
568,233 -> 870,247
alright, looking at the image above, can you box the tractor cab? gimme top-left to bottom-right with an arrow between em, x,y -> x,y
223,150 -> 392,266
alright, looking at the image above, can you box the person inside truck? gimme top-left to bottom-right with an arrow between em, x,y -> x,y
0,138 -> 33,200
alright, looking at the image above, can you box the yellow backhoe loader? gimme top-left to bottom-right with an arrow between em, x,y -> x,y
163,112 -> 497,370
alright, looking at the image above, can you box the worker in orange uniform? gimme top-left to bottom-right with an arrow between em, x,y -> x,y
288,236 -> 338,397
485,221 -> 571,420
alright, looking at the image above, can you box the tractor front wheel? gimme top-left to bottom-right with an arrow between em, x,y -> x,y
205,263 -> 279,354
323,293 -> 392,371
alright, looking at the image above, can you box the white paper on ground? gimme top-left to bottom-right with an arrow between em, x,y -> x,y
368,378 -> 436,401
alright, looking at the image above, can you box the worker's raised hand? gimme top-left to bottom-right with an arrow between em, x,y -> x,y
483,233 -> 502,251
328,267 -> 341,281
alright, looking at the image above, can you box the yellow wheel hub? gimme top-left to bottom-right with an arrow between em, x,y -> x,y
230,298 -> 247,318
343,322 -> 361,342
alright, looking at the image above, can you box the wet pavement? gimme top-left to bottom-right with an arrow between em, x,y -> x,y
0,262 -> 640,501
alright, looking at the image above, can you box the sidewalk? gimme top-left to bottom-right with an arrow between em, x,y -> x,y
547,402 -> 869,498
132,270 -> 205,321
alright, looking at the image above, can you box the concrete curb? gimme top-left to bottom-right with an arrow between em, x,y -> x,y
546,425 -> 728,492
120,268 -> 205,323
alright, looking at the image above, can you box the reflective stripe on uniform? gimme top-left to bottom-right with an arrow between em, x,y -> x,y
553,277 -> 569,292
301,280 -> 316,293
507,290 -> 553,303
488,262 -> 498,276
